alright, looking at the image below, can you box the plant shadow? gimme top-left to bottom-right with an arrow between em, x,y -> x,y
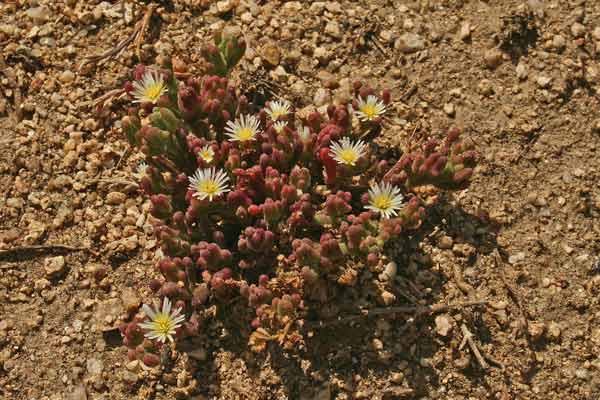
181,198 -> 499,399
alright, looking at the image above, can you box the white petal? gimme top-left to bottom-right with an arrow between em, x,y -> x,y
141,304 -> 156,320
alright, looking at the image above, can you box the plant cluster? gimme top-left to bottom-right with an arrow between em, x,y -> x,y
117,31 -> 477,365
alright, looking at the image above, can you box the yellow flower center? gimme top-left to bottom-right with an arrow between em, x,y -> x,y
199,150 -> 213,162
154,314 -> 173,335
143,83 -> 165,101
360,104 -> 377,120
339,149 -> 359,164
199,180 -> 219,195
271,109 -> 286,119
372,195 -> 392,210
237,128 -> 255,141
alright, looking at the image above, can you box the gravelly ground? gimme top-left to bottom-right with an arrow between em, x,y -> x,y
1,1 -> 600,399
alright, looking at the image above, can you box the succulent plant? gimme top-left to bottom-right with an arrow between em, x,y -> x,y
116,29 -> 478,366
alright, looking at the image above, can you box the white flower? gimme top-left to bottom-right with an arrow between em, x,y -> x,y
225,114 -> 260,142
131,71 -> 168,104
135,161 -> 148,179
354,95 -> 386,122
298,125 -> 311,142
273,121 -> 287,134
265,100 -> 291,120
329,137 -> 367,166
198,145 -> 215,163
139,297 -> 185,343
188,167 -> 230,201
365,181 -> 404,219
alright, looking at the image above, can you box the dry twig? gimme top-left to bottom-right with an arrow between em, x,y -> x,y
306,299 -> 488,329
0,244 -> 90,262
79,4 -> 156,70
460,323 -> 489,369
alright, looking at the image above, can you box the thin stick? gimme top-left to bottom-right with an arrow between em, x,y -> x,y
306,299 -> 487,329
134,4 -> 157,61
0,244 -> 90,261
460,323 -> 489,370
87,88 -> 126,108
79,4 -> 156,70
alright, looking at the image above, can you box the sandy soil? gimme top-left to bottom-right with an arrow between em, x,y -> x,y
1,0 -> 599,399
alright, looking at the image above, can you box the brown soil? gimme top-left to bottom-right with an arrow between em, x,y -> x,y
1,1 -> 599,399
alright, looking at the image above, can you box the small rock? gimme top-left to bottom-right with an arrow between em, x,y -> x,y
216,0 -> 235,14
571,22 -> 586,38
69,385 -> 87,400
25,220 -> 46,243
34,278 -> 51,291
125,360 -> 140,371
0,24 -> 16,36
378,261 -> 397,282
484,48 -> 503,69
86,358 -> 104,375
240,12 -> 253,24
443,103 -> 455,117
380,290 -> 396,306
437,235 -> 453,249
121,370 -> 139,384
313,88 -> 331,107
552,34 -> 566,50
516,63 -> 528,80
120,288 -> 141,313
536,76 -> 552,88
390,372 -> 404,384
106,192 -> 127,205
459,22 -> 471,41
546,322 -> 561,342
508,252 -> 526,264
59,70 -> 75,83
313,46 -> 330,64
478,79 -> 494,96
593,27 -> 600,40
270,66 -> 287,82
575,369 -> 589,380
434,315 -> 453,337
324,20 -> 342,38
44,256 -> 66,278
261,43 -> 280,67
395,33 -> 425,53
452,243 -> 475,258
527,322 -> 545,340
372,338 -> 384,351
26,7 -> 51,23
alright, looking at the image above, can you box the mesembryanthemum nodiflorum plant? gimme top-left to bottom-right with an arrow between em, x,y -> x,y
117,30 -> 478,364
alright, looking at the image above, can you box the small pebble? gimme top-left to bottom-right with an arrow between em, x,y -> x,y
536,76 -> 552,88
552,35 -> 566,50
443,103 -> 455,117
484,48 -> 503,69
44,256 -> 66,278
571,22 -> 586,38
459,22 -> 471,40
546,322 -> 561,342
59,70 -> 75,83
437,235 -> 453,249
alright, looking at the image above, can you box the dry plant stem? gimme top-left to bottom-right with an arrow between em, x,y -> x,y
460,323 -> 489,370
134,4 -> 157,60
0,244 -> 90,261
494,250 -> 530,334
79,4 -> 156,70
89,88 -> 126,107
307,299 -> 488,329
